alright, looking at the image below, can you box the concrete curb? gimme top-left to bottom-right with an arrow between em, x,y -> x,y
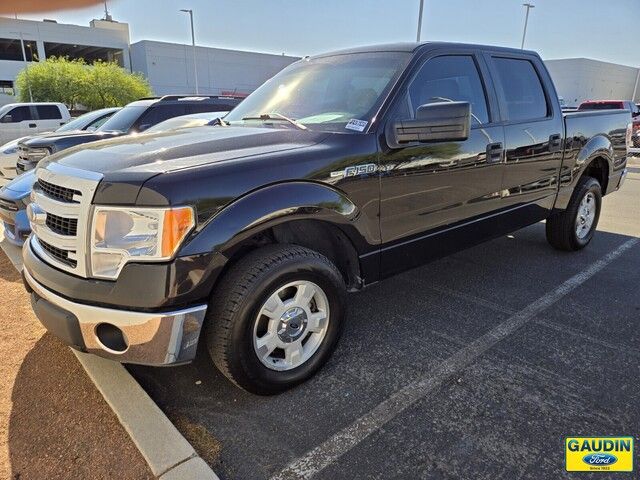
73,351 -> 218,479
0,234 -> 218,479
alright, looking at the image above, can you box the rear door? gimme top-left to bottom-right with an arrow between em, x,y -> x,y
35,105 -> 66,133
486,53 -> 564,226
379,50 -> 505,276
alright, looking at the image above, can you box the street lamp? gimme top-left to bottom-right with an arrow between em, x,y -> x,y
521,3 -> 535,49
180,8 -> 199,94
416,0 -> 425,42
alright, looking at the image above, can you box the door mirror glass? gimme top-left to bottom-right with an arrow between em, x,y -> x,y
386,101 -> 471,148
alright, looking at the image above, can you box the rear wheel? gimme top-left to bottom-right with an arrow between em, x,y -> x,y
206,244 -> 346,395
546,176 -> 602,251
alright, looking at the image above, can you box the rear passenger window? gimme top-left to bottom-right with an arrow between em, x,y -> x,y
4,106 -> 32,122
36,105 -> 62,120
493,57 -> 548,121
407,55 -> 489,125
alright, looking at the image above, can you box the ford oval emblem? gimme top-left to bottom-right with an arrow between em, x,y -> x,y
582,453 -> 617,466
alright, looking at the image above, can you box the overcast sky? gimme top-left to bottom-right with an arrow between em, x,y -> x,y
16,0 -> 640,66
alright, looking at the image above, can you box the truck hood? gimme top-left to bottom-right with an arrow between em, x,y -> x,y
24,130 -> 122,149
47,126 -> 329,177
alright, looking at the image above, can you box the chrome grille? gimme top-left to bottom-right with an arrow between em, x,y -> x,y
37,179 -> 82,203
29,164 -> 103,277
45,212 -> 78,236
38,239 -> 77,267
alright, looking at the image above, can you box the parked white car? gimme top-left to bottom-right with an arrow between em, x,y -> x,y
0,103 -> 71,144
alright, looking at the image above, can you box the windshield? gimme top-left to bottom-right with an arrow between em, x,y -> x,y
56,109 -> 112,133
98,105 -> 146,133
225,52 -> 410,133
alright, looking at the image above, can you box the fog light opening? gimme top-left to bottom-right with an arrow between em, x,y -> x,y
95,323 -> 128,353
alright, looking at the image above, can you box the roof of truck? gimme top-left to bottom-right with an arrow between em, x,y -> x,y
312,41 -> 537,59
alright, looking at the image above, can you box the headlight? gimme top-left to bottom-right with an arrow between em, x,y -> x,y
1,146 -> 17,155
90,206 -> 195,279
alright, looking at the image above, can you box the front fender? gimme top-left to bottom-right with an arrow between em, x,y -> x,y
179,181 -> 373,257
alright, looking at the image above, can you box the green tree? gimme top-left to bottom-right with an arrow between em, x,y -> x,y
15,57 -> 153,109
15,56 -> 87,108
80,61 -> 153,109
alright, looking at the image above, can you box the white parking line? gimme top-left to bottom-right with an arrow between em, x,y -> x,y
272,238 -> 639,480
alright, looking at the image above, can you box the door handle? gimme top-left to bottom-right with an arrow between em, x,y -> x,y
549,134 -> 562,152
486,142 -> 503,164
28,123 -> 37,128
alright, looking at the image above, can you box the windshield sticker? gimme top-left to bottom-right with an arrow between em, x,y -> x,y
345,119 -> 368,132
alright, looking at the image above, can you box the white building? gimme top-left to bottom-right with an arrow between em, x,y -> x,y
130,40 -> 298,97
0,16 -> 130,105
545,58 -> 640,108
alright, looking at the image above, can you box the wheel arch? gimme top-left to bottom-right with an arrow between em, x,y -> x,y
180,181 -> 376,290
554,134 -> 614,211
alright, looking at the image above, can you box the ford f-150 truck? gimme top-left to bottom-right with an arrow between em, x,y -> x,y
21,43 -> 629,395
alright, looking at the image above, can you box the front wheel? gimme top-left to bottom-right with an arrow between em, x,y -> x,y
206,244 -> 346,395
546,176 -> 602,251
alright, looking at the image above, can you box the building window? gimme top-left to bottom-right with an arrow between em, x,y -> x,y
0,81 -> 14,96
43,42 -> 124,66
0,38 -> 38,62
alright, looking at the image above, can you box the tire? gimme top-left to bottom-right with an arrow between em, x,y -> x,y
206,244 -> 346,395
546,176 -> 602,251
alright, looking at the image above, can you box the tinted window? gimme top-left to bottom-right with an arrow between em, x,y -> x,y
36,105 -> 62,120
493,58 -> 548,121
407,55 -> 489,125
99,106 -> 147,133
578,101 -> 624,111
137,104 -> 189,130
4,106 -> 32,122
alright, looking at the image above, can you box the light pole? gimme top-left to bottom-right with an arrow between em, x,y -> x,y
14,32 -> 33,102
180,9 -> 199,94
521,3 -> 535,50
416,0 -> 425,42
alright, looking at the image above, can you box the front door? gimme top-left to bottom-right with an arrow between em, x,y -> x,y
378,52 -> 505,277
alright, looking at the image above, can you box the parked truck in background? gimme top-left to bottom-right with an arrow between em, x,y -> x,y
21,42 -> 628,395
0,103 -> 71,144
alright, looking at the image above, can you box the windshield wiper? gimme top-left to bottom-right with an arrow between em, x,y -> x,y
241,112 -> 307,130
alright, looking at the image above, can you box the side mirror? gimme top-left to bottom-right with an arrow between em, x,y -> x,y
137,123 -> 151,132
386,101 -> 471,148
1,114 -> 13,123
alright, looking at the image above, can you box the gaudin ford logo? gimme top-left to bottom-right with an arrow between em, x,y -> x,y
566,437 -> 633,472
583,453 -> 617,466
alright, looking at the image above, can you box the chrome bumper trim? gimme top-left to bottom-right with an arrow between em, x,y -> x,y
24,267 -> 208,365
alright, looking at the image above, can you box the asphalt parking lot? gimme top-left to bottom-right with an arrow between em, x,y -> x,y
129,161 -> 640,480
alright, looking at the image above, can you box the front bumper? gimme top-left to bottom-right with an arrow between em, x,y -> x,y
23,266 -> 208,366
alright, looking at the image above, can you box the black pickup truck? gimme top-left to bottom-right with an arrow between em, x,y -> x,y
22,42 -> 628,394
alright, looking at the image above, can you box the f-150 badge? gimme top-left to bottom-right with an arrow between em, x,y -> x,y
330,163 -> 377,178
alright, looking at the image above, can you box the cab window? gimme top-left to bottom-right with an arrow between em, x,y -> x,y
405,55 -> 490,125
2,106 -> 32,123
